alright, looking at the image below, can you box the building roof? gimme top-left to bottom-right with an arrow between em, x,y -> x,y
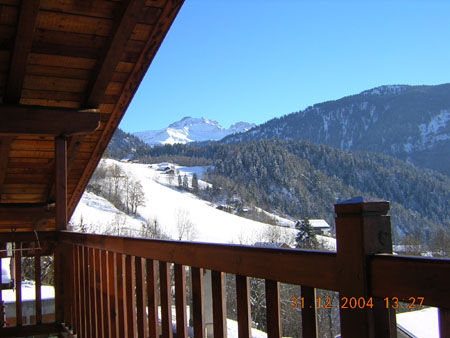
0,0 -> 183,232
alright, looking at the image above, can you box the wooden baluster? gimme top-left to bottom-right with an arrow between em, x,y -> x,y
95,249 -> 104,338
159,261 -> 173,338
125,255 -> 137,337
301,286 -> 317,338
84,246 -> 92,338
89,248 -> 98,337
439,308 -> 450,338
107,251 -> 117,338
147,259 -> 158,338
100,250 -> 111,337
335,197 -> 396,338
116,253 -> 125,337
79,246 -> 89,337
34,249 -> 42,325
135,257 -> 147,338
212,271 -> 227,338
174,264 -> 188,338
236,275 -> 251,338
265,279 -> 282,338
73,245 -> 81,336
65,245 -> 74,329
54,243 -> 66,325
15,241 -> 22,326
191,267 -> 205,338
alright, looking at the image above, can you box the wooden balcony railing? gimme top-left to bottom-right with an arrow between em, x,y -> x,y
0,197 -> 449,337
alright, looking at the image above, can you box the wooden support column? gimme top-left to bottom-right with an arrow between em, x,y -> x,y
55,137 -> 67,230
335,196 -> 396,338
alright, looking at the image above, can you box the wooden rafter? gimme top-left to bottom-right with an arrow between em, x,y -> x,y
0,105 -> 100,136
55,137 -> 67,230
86,0 -> 147,106
0,137 -> 13,199
0,203 -> 55,224
5,0 -> 40,103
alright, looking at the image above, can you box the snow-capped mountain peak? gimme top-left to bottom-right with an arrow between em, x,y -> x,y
134,117 -> 256,146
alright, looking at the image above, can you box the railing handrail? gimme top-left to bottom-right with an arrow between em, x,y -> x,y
59,231 -> 338,290
59,230 -> 450,309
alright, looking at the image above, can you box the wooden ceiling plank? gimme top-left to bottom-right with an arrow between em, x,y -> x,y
86,0 -> 147,106
0,136 -> 13,198
5,0 -> 40,103
0,105 -> 100,136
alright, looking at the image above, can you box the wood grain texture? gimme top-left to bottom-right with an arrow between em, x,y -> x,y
5,0 -> 39,103
135,257 -> 147,338
265,280 -> 282,338
159,261 -> 173,338
236,275 -> 251,338
146,259 -> 158,338
86,0 -> 147,106
55,137 -> 67,230
0,136 -> 13,197
0,105 -> 100,136
211,271 -> 227,338
174,264 -> 188,338
61,231 -> 337,290
191,267 -> 205,338
124,255 -> 137,337
300,286 -> 317,338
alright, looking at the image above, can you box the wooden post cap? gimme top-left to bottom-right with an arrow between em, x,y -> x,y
335,196 -> 390,215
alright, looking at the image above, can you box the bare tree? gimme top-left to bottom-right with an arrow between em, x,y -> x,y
175,209 -> 197,241
129,179 -> 145,215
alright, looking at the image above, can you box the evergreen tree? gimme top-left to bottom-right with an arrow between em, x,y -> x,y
295,218 -> 318,249
192,173 -> 199,193
178,174 -> 182,188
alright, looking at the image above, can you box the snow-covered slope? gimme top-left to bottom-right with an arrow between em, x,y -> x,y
71,160 -> 296,245
134,117 -> 255,146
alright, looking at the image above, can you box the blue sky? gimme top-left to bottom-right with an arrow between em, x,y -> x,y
119,0 -> 450,133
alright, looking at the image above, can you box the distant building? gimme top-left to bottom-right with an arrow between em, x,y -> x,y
295,219 -> 331,235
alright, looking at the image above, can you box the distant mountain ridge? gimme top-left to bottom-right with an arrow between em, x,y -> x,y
134,117 -> 255,146
222,83 -> 450,176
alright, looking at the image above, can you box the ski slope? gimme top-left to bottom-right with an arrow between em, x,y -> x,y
71,159 -> 297,245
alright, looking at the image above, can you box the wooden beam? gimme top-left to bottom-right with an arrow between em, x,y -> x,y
0,105 -> 100,137
5,0 -> 40,103
86,0 -> 147,106
0,137 -> 13,198
0,204 -> 55,224
55,137 -> 67,230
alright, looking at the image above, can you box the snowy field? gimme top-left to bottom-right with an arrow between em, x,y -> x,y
71,159 -> 298,245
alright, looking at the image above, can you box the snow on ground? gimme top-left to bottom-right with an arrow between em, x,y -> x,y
227,319 -> 267,338
396,307 -> 439,338
2,281 -> 54,303
72,159 -> 297,245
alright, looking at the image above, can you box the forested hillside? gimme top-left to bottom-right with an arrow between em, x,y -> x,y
223,84 -> 450,176
121,138 -> 449,240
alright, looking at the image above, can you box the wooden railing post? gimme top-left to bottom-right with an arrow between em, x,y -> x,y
335,196 -> 396,338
